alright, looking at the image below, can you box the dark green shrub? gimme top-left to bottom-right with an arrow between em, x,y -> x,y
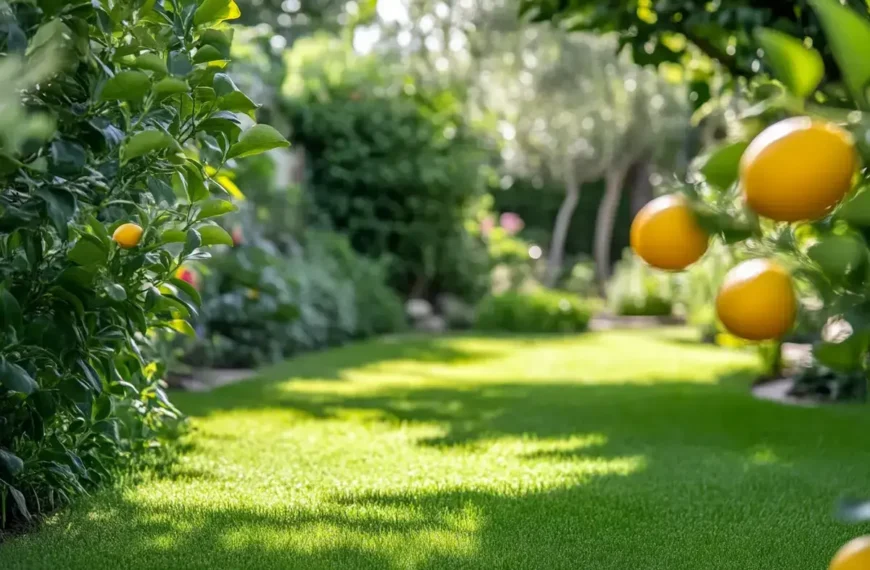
182,231 -> 405,369
474,290 -> 595,333
281,35 -> 491,301
0,0 -> 286,525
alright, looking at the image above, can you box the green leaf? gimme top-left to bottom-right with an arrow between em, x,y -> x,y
200,29 -> 233,58
68,236 -> 109,266
809,0 -> 870,109
838,186 -> 870,226
131,53 -> 167,74
161,229 -> 186,243
194,0 -> 241,26
78,360 -> 103,394
101,70 -> 151,102
104,283 -> 127,302
9,487 -> 30,520
170,276 -> 202,307
698,141 -> 749,191
0,361 -> 37,396
754,28 -> 824,99
806,233 -> 867,281
37,187 -> 78,240
87,215 -> 110,245
814,331 -> 870,373
168,319 -> 196,336
184,228 -> 202,254
168,51 -> 193,76
217,91 -> 259,114
213,72 -> 239,96
0,449 -> 25,478
153,77 -> 188,100
124,130 -> 175,161
0,288 -> 22,331
227,125 -> 289,159
198,225 -> 233,246
193,45 -> 223,63
196,198 -> 237,220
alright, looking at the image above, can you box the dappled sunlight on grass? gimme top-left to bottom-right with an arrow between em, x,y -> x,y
4,330 -> 870,569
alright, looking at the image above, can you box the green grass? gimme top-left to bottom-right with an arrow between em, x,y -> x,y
2,329 -> 870,569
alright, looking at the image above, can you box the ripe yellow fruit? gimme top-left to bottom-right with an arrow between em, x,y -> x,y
740,116 -> 856,222
112,223 -> 143,249
830,536 -> 870,570
630,194 -> 708,271
715,259 -> 796,341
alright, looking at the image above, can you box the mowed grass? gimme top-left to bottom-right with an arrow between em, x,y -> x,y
3,329 -> 870,569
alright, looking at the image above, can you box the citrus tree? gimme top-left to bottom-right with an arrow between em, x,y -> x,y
0,0 -> 288,526
625,0 -> 870,564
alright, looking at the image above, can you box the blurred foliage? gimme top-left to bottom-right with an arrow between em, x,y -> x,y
182,230 -> 405,369
281,34 -> 492,301
607,249 -> 674,317
235,0 -> 377,44
475,290 -> 595,333
517,0 -> 865,82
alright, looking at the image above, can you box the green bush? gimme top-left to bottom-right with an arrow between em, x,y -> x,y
474,290 -> 595,333
0,0 -> 286,525
182,231 -> 405,369
607,250 -> 674,317
281,35 -> 491,301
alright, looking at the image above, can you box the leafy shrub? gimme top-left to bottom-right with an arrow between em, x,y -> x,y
607,250 -> 674,317
475,290 -> 595,333
183,231 -> 405,369
281,35 -> 491,301
0,0 -> 286,525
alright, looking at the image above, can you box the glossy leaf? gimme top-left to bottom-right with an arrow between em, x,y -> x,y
168,319 -> 196,336
754,28 -> 824,98
124,130 -> 175,161
170,277 -> 202,307
0,361 -> 37,396
0,449 -> 25,477
194,0 -> 241,26
131,53 -> 167,74
0,288 -> 22,330
809,0 -> 870,109
226,125 -> 289,159
198,225 -> 233,246
68,236 -> 109,266
698,141 -> 749,191
101,70 -> 151,101
196,198 -> 237,220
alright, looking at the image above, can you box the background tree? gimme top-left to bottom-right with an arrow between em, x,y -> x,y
472,28 -> 688,286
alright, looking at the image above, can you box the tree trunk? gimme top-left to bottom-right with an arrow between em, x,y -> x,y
628,159 -> 653,218
594,166 -> 628,289
545,170 -> 581,287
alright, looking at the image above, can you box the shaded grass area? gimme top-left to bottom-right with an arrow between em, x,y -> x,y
2,329 -> 870,569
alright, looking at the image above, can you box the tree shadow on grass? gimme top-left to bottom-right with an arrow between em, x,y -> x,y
7,334 -> 870,569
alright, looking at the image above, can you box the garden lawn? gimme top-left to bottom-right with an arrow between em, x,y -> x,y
2,329 -> 870,569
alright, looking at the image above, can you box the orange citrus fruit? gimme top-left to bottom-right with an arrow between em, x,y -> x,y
630,194 -> 708,271
830,536 -> 870,570
715,259 -> 796,341
112,223 -> 143,249
740,116 -> 856,222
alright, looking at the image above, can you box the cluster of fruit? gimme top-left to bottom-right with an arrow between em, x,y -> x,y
631,117 -> 857,341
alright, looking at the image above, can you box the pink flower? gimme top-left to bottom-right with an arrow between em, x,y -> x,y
499,212 -> 524,235
232,225 -> 244,247
176,267 -> 199,290
480,215 -> 495,237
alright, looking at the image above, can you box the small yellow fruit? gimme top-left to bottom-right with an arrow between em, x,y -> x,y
830,536 -> 870,570
112,223 -> 143,249
715,259 -> 796,341
630,194 -> 709,271
740,116 -> 856,222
